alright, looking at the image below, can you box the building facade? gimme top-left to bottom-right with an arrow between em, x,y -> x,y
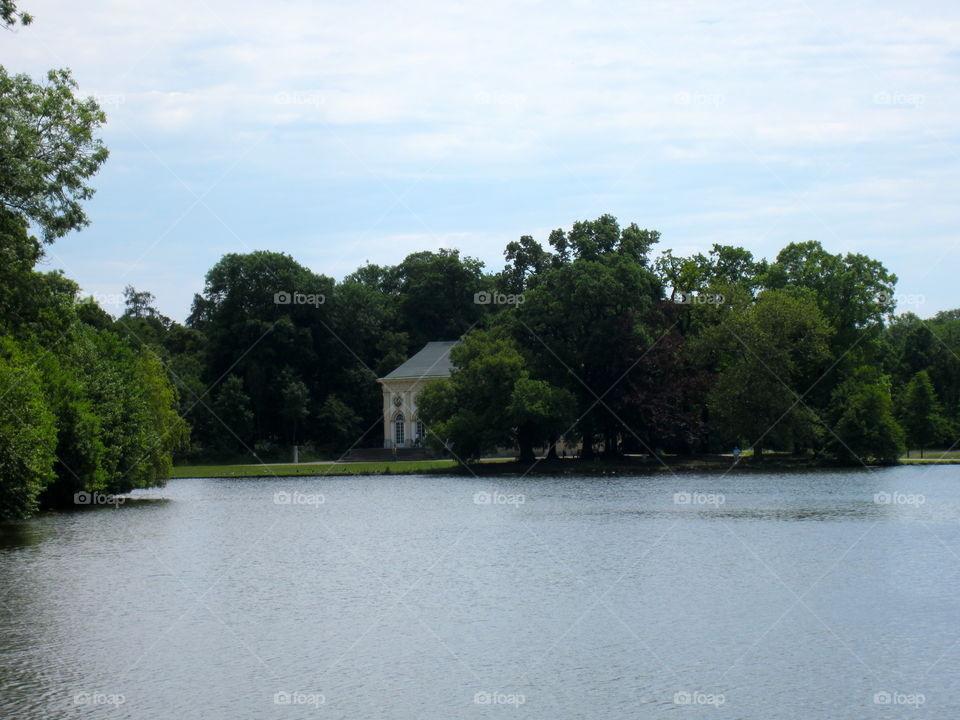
377,341 -> 458,449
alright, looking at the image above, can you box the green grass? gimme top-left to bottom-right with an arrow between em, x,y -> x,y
169,459 -> 462,478
900,449 -> 960,464
900,458 -> 960,464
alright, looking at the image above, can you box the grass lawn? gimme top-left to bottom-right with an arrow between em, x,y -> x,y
169,459 -> 464,478
900,449 -> 960,464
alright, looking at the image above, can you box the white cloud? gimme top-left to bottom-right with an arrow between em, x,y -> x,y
5,0 -> 960,319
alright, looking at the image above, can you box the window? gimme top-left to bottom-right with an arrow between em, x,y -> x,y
416,419 -> 426,444
394,413 -> 405,445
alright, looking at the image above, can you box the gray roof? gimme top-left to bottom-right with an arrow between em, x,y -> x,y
380,341 -> 460,381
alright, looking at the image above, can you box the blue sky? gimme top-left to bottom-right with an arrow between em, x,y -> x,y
6,0 -> 958,321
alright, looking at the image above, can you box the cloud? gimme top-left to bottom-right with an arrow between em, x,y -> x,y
5,0 -> 960,319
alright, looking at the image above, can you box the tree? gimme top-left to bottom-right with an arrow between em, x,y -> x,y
418,331 -> 575,462
830,368 -> 904,465
187,251 -> 336,452
123,285 -> 163,320
1,0 -> 32,27
762,241 -> 896,371
695,290 -> 833,460
900,370 -> 945,458
499,235 -> 551,294
314,395 -> 363,455
0,337 -> 56,519
211,375 -> 254,455
510,252 -> 661,458
279,369 -> 310,445
507,377 -> 577,461
389,249 -> 486,350
655,244 -> 766,301
0,67 -> 109,241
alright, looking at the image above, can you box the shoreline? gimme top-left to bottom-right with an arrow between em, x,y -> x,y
167,455 -> 960,479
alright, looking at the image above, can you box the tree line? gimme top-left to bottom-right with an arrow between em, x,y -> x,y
1,3 -> 187,519
85,221 -> 960,472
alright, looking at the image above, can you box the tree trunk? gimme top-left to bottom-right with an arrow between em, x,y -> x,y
581,440 -> 595,460
517,427 -> 536,463
546,437 -> 558,460
604,432 -> 618,457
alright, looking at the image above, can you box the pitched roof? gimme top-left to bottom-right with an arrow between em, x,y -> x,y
379,340 -> 460,381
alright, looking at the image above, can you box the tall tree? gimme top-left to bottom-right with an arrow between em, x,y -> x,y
418,331 -> 575,462
900,370 -> 945,458
694,289 -> 833,460
830,368 -> 905,465
0,337 -> 56,519
0,67 -> 109,241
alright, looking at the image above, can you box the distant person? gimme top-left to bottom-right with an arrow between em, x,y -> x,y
733,446 -> 741,462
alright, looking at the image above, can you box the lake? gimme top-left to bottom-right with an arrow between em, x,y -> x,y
1,466 -> 958,718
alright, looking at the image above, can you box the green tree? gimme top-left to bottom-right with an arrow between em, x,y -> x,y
389,249 -> 485,350
762,241 -> 896,370
900,370 -> 945,458
830,368 -> 904,465
314,395 -> 363,455
211,375 -> 255,455
279,369 -> 310,445
695,289 -> 833,460
1,0 -> 32,27
418,331 -> 575,462
0,337 -> 56,519
510,252 -> 661,458
187,251 -> 336,452
0,67 -> 109,241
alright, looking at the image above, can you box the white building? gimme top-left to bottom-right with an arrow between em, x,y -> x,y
377,341 -> 459,449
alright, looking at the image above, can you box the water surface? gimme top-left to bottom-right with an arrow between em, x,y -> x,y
1,466 -> 958,718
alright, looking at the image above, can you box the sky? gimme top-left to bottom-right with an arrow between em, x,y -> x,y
4,0 -> 959,322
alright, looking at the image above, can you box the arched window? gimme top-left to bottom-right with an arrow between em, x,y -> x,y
416,419 -> 426,444
394,412 -> 405,446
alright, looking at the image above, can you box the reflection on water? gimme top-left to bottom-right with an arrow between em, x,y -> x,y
0,466 -> 958,719
0,521 -> 44,549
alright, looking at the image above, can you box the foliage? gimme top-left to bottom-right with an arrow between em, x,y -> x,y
830,368 -> 905,465
0,67 -> 109,241
0,337 -> 56,519
899,370 -> 949,457
1,0 -> 31,27
418,331 -> 575,462
694,289 -> 833,459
